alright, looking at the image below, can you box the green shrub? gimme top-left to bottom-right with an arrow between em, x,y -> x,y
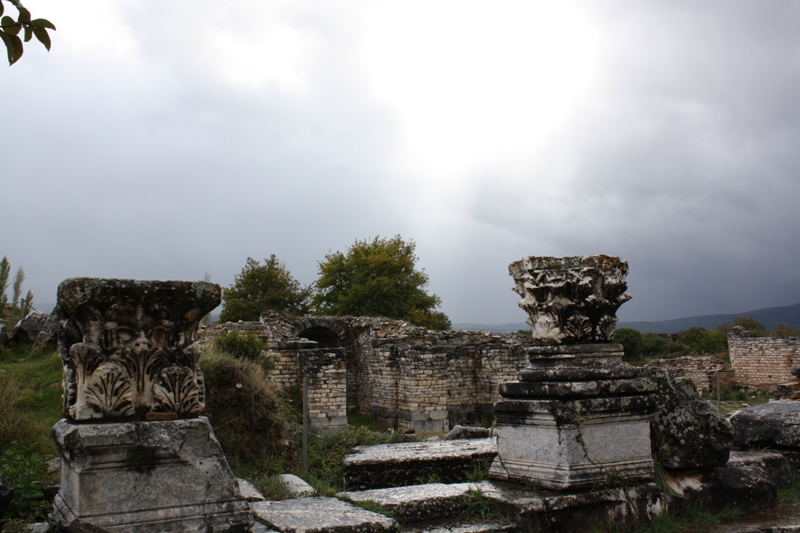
616,328 -> 643,361
306,425 -> 401,493
201,351 -> 297,479
0,346 -> 62,529
461,488 -> 505,521
213,330 -> 266,361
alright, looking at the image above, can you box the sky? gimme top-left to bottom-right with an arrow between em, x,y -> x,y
2,0 -> 800,325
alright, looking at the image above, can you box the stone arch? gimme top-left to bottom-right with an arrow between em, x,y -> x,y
291,317 -> 352,346
291,317 -> 361,411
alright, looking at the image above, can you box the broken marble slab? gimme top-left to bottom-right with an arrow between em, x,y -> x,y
339,482 -> 477,523
342,438 -> 497,491
252,497 -> 397,533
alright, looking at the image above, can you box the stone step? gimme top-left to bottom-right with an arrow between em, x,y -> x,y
252,496 -> 397,533
402,519 -> 517,533
342,438 -> 497,491
341,482 -> 476,523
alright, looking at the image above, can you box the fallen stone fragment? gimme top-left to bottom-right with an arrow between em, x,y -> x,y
0,473 -> 13,517
340,482 -> 476,523
0,318 -> 7,347
33,306 -> 61,348
444,425 -> 491,440
730,400 -> 800,450
666,451 -> 792,512
342,438 -> 497,491
238,478 -> 266,501
641,367 -> 733,470
280,474 -> 317,498
10,310 -> 49,345
477,479 -> 663,533
252,497 -> 397,533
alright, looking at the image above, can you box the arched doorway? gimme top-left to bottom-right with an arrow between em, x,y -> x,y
297,326 -> 342,348
292,318 -> 360,413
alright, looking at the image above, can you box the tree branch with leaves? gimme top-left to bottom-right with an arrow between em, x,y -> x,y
0,0 -> 55,66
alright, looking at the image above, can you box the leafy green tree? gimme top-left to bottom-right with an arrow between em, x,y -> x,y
615,328 -> 643,362
313,235 -> 451,330
700,329 -> 726,354
680,327 -> 706,350
0,256 -> 9,305
0,0 -> 55,65
773,322 -> 800,338
732,315 -> 767,336
0,256 -> 33,328
219,255 -> 311,322
641,332 -> 688,358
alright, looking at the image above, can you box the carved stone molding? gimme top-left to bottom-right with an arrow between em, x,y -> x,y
509,255 -> 631,344
57,278 -> 221,421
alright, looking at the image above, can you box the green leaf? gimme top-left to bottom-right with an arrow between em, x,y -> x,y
9,31 -> 22,64
17,8 -> 30,24
33,26 -> 49,51
0,29 -> 22,65
0,3 -> 4,18
1,15 -> 19,36
31,19 -> 55,31
23,26 -> 30,42
0,30 -> 13,64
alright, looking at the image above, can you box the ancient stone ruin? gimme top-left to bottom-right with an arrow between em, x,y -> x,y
51,278 -> 252,532
202,314 -> 533,433
492,255 -> 657,491
508,254 -> 631,344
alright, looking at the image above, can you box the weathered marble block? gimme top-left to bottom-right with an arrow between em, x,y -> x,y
52,278 -> 252,532
57,277 -> 220,421
509,255 -> 630,344
51,417 -> 252,532
492,344 -> 655,490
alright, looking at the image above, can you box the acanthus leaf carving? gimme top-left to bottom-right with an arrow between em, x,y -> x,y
509,255 -> 631,345
57,278 -> 221,421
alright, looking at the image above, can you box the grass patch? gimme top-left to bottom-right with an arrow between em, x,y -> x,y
778,476 -> 800,504
352,499 -> 396,519
635,502 -> 735,533
461,488 -> 505,522
0,346 -> 63,528
201,350 -> 298,482
305,424 -> 402,494
346,411 -> 390,432
466,460 -> 492,482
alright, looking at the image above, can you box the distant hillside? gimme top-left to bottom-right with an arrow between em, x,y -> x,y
452,321 -> 528,333
618,303 -> 800,334
454,303 -> 800,335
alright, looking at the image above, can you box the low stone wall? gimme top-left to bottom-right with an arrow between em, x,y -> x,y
729,329 -> 800,390
200,315 -> 532,432
645,356 -> 735,391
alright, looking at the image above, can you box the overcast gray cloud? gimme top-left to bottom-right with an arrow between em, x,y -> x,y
2,0 -> 799,325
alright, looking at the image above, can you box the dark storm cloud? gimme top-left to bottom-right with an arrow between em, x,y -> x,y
466,1 -> 800,322
2,1 -> 799,325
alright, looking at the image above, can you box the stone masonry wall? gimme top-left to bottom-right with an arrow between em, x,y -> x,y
200,315 -> 533,432
729,329 -> 800,390
645,356 -> 735,391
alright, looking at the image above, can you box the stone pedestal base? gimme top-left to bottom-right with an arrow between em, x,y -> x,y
491,397 -> 654,490
491,343 -> 656,491
51,417 -> 252,532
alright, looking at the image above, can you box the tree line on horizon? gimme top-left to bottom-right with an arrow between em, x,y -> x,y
0,255 -> 33,330
218,235 -> 451,331
615,316 -> 800,362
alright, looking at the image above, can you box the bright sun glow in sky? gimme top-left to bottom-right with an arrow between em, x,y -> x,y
359,1 -> 600,181
6,1 -> 800,325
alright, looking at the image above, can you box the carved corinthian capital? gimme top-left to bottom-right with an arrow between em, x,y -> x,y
57,278 -> 221,421
509,255 -> 631,344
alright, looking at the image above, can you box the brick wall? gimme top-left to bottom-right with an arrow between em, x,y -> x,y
729,328 -> 800,390
200,315 -> 533,432
645,356 -> 734,391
